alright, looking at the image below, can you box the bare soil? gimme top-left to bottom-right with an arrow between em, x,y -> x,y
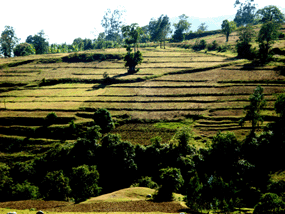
0,200 -> 188,213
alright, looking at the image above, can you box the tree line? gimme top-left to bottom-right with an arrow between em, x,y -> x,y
1,1 -> 283,59
1,88 -> 285,213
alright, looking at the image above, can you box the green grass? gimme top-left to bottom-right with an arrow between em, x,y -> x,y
153,119 -> 194,130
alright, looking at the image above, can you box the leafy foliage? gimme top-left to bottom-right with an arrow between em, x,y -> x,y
41,170 -> 72,201
124,47 -> 143,73
221,20 -> 237,42
239,85 -> 266,133
93,108 -> 114,133
236,24 -> 256,59
256,5 -> 285,24
154,167 -> 184,201
70,165 -> 101,203
101,8 -> 125,42
0,26 -> 19,57
26,30 -> 49,54
13,42 -> 35,56
253,193 -> 285,214
257,21 -> 281,62
172,14 -> 191,42
234,0 -> 257,27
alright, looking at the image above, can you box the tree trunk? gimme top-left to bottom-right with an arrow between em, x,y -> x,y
128,66 -> 136,73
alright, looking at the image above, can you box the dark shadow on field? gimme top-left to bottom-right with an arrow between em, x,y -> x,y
274,66 -> 285,76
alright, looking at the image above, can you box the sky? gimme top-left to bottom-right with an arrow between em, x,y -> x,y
0,0 -> 284,44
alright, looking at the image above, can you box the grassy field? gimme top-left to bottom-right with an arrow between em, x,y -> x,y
0,26 -> 285,163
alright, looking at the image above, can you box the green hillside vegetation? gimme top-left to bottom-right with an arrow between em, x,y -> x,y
0,20 -> 285,214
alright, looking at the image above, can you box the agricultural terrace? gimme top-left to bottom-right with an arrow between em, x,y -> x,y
0,46 -> 285,162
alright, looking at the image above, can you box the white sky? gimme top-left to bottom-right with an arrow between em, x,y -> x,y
0,0 -> 284,44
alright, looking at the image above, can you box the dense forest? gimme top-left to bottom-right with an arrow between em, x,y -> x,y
1,0 -> 285,213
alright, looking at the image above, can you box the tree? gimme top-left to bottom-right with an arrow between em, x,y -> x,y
197,22 -> 208,33
275,93 -> 285,120
83,38 -> 93,50
13,43 -> 35,56
149,15 -> 171,48
234,0 -> 257,27
253,193 -> 285,213
154,167 -> 184,201
0,26 -> 19,57
239,85 -> 267,133
122,23 -> 144,73
70,165 -> 101,203
122,23 -> 142,52
93,108 -> 114,133
172,14 -> 191,42
41,170 -> 71,201
236,24 -> 256,59
221,20 -> 237,42
26,30 -> 49,54
72,38 -> 84,51
256,5 -> 285,24
101,8 -> 125,41
257,21 -> 281,62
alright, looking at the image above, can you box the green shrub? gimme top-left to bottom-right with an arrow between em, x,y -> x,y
153,167 -> 184,201
253,193 -> 285,214
12,180 -> 40,200
14,43 -> 35,56
70,165 -> 101,203
207,40 -> 219,51
93,108 -> 114,133
44,112 -> 58,126
132,176 -> 158,189
218,44 -> 231,52
192,39 -> 207,51
41,170 -> 71,201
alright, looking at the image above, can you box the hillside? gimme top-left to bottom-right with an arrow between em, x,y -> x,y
0,27 -> 285,163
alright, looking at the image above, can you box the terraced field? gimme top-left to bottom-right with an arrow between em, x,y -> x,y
0,46 -> 284,162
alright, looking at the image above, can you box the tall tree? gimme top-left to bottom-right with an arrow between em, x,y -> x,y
149,15 -> 171,48
221,20 -> 237,42
0,26 -> 19,57
101,8 -> 125,41
234,0 -> 257,27
122,23 -> 142,52
197,22 -> 208,33
257,21 -> 281,62
72,38 -> 84,51
172,14 -> 191,42
26,30 -> 49,54
239,85 -> 267,133
236,24 -> 256,59
256,5 -> 285,24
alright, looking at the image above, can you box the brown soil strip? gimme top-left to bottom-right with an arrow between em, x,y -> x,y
0,200 -> 187,213
49,201 -> 186,213
0,200 -> 72,210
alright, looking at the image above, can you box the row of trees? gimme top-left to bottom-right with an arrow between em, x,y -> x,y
1,87 -> 285,213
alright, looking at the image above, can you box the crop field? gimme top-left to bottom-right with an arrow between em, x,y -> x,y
0,45 -> 285,162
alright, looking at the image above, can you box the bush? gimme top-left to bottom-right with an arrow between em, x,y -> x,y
207,40 -> 219,51
236,42 -> 256,59
218,44 -> 231,52
153,167 -> 184,201
131,176 -> 158,189
253,193 -> 285,214
93,108 -> 114,133
70,165 -> 101,203
192,39 -> 207,51
44,112 -> 58,126
12,181 -> 40,200
41,170 -> 71,201
14,43 -> 35,56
